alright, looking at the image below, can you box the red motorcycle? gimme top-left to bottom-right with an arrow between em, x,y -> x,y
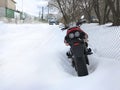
64,26 -> 92,76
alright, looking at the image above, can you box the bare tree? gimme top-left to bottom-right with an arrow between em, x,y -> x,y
93,0 -> 120,25
49,0 -> 120,26
106,0 -> 120,26
55,0 -> 83,25
80,0 -> 94,22
93,0 -> 111,24
49,0 -> 94,25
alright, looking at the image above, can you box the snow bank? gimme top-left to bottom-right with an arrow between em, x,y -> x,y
0,23 -> 120,90
81,23 -> 120,60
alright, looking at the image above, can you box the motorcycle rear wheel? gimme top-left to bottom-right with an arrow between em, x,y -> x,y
75,56 -> 88,76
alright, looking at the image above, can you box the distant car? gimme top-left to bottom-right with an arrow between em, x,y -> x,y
91,18 -> 99,23
91,16 -> 99,23
49,18 -> 59,25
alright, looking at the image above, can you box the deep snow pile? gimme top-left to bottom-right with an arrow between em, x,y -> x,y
81,23 -> 120,60
0,23 -> 120,90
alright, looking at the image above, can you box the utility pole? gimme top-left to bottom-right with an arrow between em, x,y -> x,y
47,4 -> 49,21
39,9 -> 41,21
21,0 -> 25,23
41,6 -> 44,21
22,0 -> 23,14
21,0 -> 24,20
5,0 -> 7,17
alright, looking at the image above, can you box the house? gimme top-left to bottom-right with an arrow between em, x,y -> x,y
0,0 -> 16,18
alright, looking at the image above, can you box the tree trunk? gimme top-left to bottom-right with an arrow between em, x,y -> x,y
56,0 -> 69,25
106,0 -> 120,26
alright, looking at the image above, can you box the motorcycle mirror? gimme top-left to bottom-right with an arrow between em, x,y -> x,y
81,15 -> 84,19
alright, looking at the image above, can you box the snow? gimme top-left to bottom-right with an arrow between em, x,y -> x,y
0,23 -> 120,90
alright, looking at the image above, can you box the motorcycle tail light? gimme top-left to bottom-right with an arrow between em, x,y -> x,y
75,31 -> 80,37
69,33 -> 74,39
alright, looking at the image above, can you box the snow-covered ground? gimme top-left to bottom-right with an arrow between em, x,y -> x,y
0,23 -> 120,90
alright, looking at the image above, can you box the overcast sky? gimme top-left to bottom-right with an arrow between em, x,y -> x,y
15,0 -> 48,16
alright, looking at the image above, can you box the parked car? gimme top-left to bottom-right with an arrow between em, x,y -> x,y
48,18 -> 59,25
91,16 -> 99,23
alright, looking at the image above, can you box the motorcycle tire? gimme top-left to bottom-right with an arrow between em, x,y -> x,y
75,56 -> 88,76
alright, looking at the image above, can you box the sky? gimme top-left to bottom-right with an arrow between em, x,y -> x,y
15,0 -> 49,16
0,21 -> 120,90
